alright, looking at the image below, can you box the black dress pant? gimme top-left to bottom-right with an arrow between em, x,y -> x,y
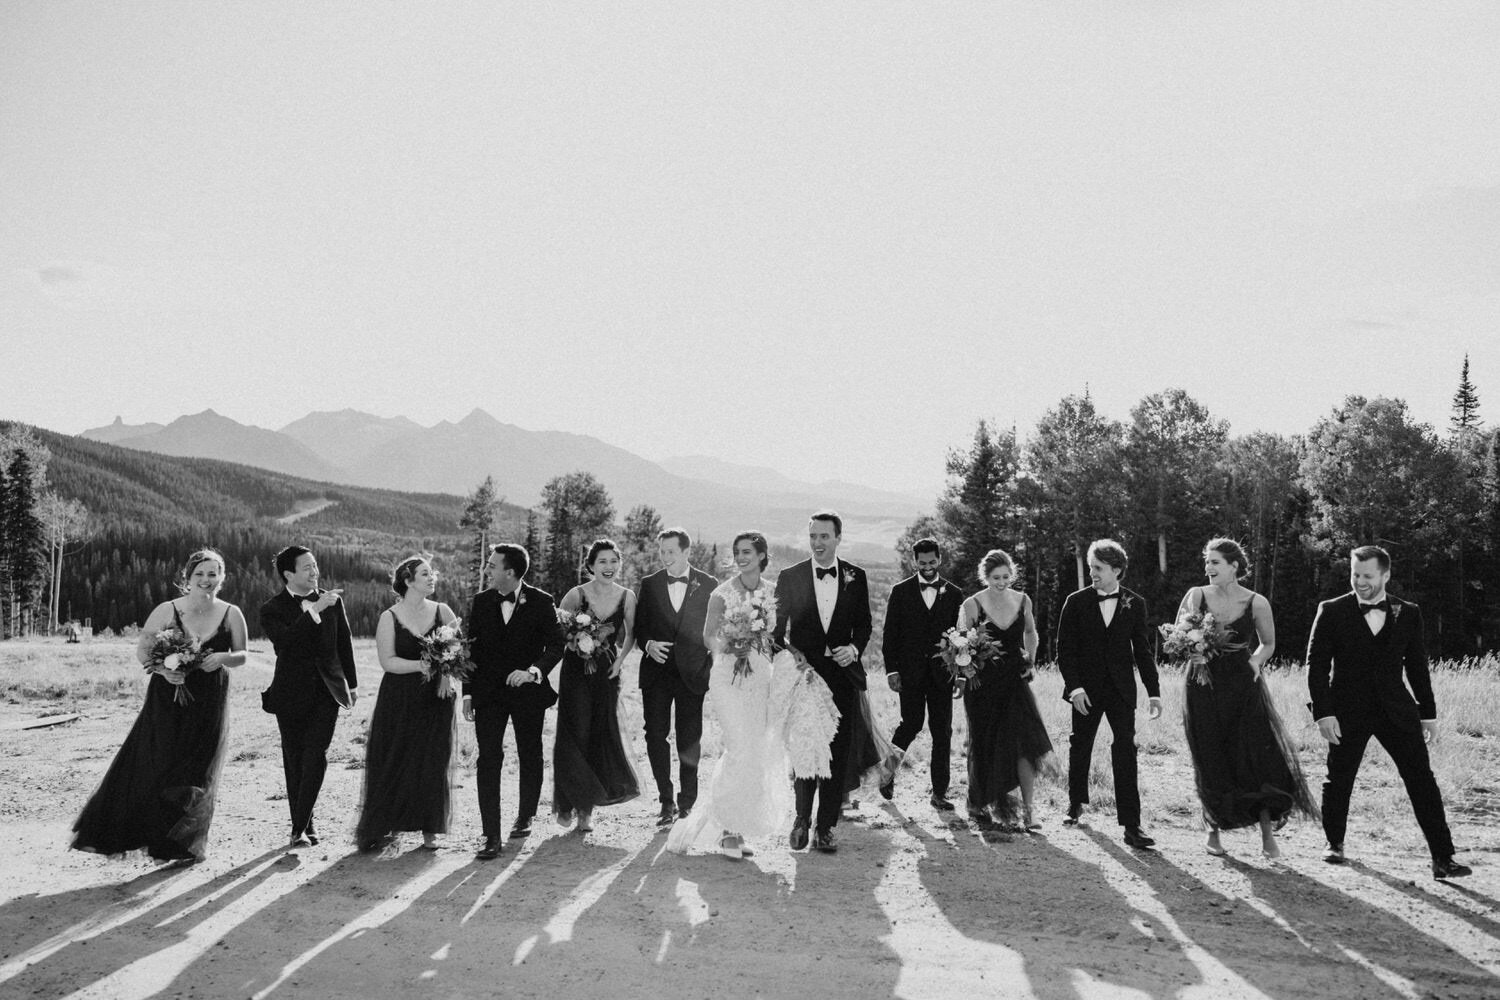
276,694 -> 339,837
1321,714 -> 1454,860
890,675 -> 953,797
1067,685 -> 1141,828
474,700 -> 545,838
642,674 -> 705,812
795,676 -> 856,831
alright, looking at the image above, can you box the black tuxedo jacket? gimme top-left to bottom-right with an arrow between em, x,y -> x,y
881,575 -> 965,687
464,583 -> 565,710
1056,586 -> 1160,706
633,566 -> 716,696
259,589 -> 358,713
772,558 -> 874,692
1306,592 -> 1433,732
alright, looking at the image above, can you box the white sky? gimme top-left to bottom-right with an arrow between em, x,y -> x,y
3,3 -> 1497,495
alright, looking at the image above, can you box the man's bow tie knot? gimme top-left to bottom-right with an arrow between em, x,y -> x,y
667,575 -> 688,585
1360,600 -> 1389,615
1096,592 -> 1121,603
498,591 -> 517,605
816,566 -> 838,580
919,580 -> 939,591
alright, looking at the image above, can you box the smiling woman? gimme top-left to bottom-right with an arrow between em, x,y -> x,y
69,548 -> 249,862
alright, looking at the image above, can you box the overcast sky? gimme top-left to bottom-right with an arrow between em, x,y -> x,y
3,3 -> 1496,495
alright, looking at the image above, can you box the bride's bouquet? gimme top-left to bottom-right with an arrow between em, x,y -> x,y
146,627 -> 205,705
935,624 -> 1000,690
417,618 -> 469,698
717,588 -> 776,684
558,608 -> 617,675
1158,610 -> 1247,686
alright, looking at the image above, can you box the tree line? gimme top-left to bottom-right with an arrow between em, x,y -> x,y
900,362 -> 1498,661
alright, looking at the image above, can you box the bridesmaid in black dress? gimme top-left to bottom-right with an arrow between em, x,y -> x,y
1178,538 -> 1316,858
957,549 -> 1056,831
553,539 -> 640,832
356,556 -> 458,851
72,549 -> 247,862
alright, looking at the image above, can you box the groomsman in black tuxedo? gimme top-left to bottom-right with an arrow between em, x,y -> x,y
880,536 -> 963,809
259,545 -> 359,848
1307,545 -> 1471,879
1056,539 -> 1162,849
773,510 -> 873,853
633,528 -> 716,826
463,543 -> 565,860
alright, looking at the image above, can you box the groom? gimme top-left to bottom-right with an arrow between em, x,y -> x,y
1056,539 -> 1162,849
773,510 -> 873,853
633,528 -> 715,826
1307,545 -> 1470,879
259,545 -> 359,848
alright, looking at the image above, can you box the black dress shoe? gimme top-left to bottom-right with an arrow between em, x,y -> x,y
1434,857 -> 1473,880
1123,827 -> 1156,849
509,817 -> 533,839
1063,803 -> 1084,827
789,818 -> 810,851
1322,844 -> 1345,864
477,837 -> 503,860
289,834 -> 312,849
929,795 -> 955,811
879,779 -> 894,801
656,804 -> 677,827
813,828 -> 837,853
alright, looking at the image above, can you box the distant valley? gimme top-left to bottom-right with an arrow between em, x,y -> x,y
81,409 -> 926,561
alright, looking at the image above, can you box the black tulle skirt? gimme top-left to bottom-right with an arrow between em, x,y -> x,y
963,661 -> 1056,819
355,672 -> 457,842
553,654 -> 639,819
1182,653 -> 1318,830
71,669 -> 231,861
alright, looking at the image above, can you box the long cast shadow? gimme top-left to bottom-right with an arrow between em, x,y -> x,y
1094,835 -> 1500,999
0,848 -> 299,996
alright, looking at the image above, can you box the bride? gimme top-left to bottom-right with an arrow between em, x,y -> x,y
668,531 -> 794,859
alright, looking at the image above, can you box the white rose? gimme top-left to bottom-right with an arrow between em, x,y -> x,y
955,652 -> 972,667
1186,629 -> 1204,643
575,613 -> 592,627
750,620 -> 764,632
162,653 -> 181,671
576,635 -> 596,654
952,635 -> 969,649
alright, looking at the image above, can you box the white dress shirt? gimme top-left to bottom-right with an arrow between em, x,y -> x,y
1097,586 -> 1120,628
666,573 -> 688,613
813,560 -> 839,633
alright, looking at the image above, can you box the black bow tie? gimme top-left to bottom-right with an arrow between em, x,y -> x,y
666,575 -> 688,585
1096,592 -> 1120,603
498,591 -> 517,605
816,566 -> 838,580
919,580 -> 939,591
1359,600 -> 1388,615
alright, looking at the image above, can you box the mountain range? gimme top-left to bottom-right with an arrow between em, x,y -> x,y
81,409 -> 926,561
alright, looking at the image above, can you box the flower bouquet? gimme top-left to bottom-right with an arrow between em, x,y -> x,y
558,608 -> 617,675
417,618 -> 470,698
935,624 -> 1001,690
146,627 -> 205,705
717,588 -> 777,684
1158,610 -> 1247,685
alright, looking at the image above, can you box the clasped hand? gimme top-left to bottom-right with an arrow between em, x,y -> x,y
645,639 -> 673,663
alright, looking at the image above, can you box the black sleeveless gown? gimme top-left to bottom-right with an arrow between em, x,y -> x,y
553,591 -> 639,820
355,609 -> 457,844
963,608 -> 1055,821
1182,592 -> 1317,830
71,604 -> 234,861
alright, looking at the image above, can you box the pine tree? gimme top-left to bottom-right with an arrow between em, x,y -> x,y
522,508 -> 542,573
537,472 -> 615,596
458,475 -> 501,592
1452,354 -> 1481,436
0,449 -> 47,637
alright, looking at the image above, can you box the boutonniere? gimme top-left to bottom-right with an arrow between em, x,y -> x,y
843,568 -> 857,586
687,579 -> 702,600
1120,594 -> 1134,612
1390,603 -> 1402,622
937,584 -> 948,596
516,590 -> 528,609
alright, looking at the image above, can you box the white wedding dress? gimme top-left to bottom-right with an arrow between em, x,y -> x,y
668,579 -> 837,854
